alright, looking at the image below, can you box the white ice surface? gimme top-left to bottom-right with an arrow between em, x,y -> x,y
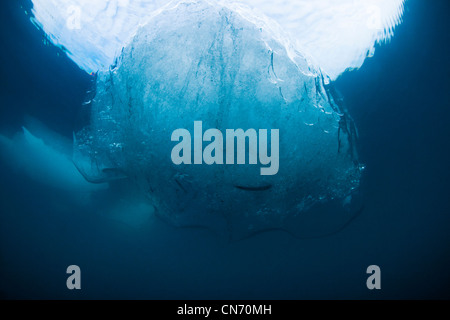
30,0 -> 404,79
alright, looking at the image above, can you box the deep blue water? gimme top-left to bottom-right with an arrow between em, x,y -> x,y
0,0 -> 449,299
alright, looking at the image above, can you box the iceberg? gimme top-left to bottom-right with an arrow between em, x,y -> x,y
0,119 -> 107,204
74,0 -> 363,238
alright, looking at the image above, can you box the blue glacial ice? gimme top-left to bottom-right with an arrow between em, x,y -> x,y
73,0 -> 363,237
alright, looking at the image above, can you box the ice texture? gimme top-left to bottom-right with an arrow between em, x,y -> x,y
30,0 -> 405,79
75,0 -> 362,237
30,0 -> 170,72
236,0 -> 405,79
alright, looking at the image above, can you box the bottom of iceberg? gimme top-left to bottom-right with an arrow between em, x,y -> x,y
72,0 -> 363,239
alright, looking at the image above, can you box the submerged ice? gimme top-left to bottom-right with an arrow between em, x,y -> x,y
74,0 -> 362,235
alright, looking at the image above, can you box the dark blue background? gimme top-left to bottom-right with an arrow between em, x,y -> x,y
0,0 -> 449,299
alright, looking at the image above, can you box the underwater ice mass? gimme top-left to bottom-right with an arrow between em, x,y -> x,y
20,0 -> 404,236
